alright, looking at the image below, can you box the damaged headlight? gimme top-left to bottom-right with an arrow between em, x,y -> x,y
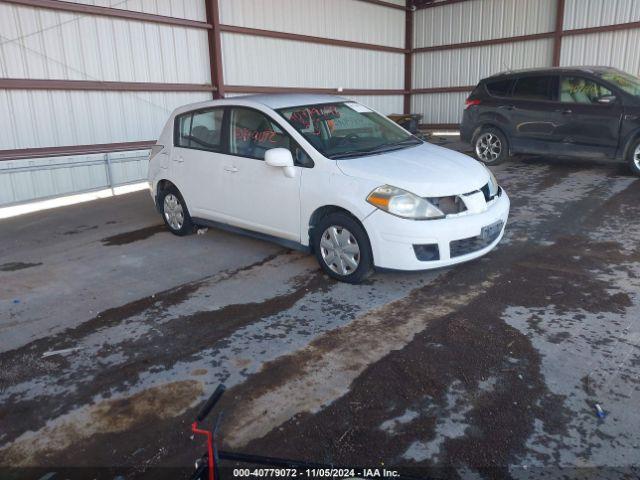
366,185 -> 445,220
485,166 -> 499,198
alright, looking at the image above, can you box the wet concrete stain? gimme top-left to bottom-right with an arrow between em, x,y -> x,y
236,236 -> 634,478
1,162 -> 639,476
0,262 -> 42,272
101,224 -> 166,246
1,380 -> 202,466
63,225 -> 99,235
0,252 -> 306,451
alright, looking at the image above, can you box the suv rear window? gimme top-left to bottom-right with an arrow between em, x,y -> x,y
512,76 -> 555,101
485,78 -> 513,97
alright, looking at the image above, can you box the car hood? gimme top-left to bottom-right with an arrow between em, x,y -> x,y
335,142 -> 489,197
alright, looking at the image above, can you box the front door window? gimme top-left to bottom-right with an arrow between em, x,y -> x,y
560,77 -> 613,104
228,108 -> 291,160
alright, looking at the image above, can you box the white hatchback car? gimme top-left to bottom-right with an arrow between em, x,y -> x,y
148,94 -> 510,283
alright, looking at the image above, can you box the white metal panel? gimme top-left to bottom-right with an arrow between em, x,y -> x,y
413,38 -> 554,88
411,92 -> 468,124
60,0 -> 207,21
221,33 -> 404,89
219,0 -> 405,48
342,95 -> 404,115
563,0 -> 640,30
560,30 -> 640,75
413,0 -> 557,48
0,3 -> 210,83
0,90 -> 211,150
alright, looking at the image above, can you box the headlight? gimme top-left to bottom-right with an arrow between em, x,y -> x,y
485,166 -> 499,197
367,185 -> 445,220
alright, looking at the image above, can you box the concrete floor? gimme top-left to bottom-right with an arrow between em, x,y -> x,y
1,143 -> 639,479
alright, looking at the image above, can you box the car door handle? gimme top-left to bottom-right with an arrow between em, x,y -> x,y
498,105 -> 516,111
556,108 -> 572,115
224,166 -> 238,173
174,156 -> 184,163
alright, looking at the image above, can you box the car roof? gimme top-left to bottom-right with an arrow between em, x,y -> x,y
486,66 -> 621,80
171,93 -> 350,117
232,93 -> 348,109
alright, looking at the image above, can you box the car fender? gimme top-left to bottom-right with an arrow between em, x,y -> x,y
618,124 -> 640,161
300,171 -> 378,246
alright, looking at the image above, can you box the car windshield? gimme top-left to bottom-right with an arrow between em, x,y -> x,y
277,102 -> 421,159
598,71 -> 640,97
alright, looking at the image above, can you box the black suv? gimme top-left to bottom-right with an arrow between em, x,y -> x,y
461,66 -> 640,176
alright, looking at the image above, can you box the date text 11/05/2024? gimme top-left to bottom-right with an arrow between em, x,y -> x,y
232,468 -> 401,478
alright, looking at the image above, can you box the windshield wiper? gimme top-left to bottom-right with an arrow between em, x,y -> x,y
330,150 -> 373,159
359,137 -> 422,154
329,137 -> 422,159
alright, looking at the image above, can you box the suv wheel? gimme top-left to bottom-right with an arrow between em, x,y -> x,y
474,127 -> 509,165
629,138 -> 640,177
159,186 -> 195,236
313,213 -> 373,284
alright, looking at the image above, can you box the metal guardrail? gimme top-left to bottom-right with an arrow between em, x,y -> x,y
0,150 -> 150,207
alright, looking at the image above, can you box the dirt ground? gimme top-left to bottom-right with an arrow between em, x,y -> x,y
1,139 -> 639,479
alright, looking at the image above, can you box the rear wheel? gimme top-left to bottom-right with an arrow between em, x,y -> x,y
628,138 -> 640,177
474,127 -> 509,165
313,213 -> 373,284
159,185 -> 195,236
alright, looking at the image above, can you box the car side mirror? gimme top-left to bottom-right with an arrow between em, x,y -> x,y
597,95 -> 616,105
265,148 -> 296,178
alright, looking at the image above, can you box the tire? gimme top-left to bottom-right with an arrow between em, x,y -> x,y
158,185 -> 195,236
312,212 -> 373,284
474,127 -> 509,165
628,137 -> 640,177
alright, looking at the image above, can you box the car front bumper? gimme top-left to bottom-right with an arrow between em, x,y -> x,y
363,190 -> 510,271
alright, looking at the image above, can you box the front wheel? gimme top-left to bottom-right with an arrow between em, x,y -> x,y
159,186 -> 195,236
628,138 -> 640,177
474,127 -> 509,165
313,213 -> 373,284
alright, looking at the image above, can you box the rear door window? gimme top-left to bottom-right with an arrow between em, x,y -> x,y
175,108 -> 224,151
512,76 -> 555,101
485,78 -> 514,97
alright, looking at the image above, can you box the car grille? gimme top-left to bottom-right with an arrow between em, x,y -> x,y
450,224 -> 502,258
426,195 -> 467,215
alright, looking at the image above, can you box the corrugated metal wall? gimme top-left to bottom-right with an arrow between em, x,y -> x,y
0,0 -> 211,206
413,39 -> 554,89
561,0 -> 640,74
411,0 -> 640,126
412,0 -> 558,125
563,0 -> 640,29
219,0 -> 405,48
413,0 -> 556,47
218,0 -> 406,115
0,2 -> 211,151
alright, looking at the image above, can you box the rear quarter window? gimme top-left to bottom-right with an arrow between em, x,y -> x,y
485,78 -> 514,97
512,76 -> 555,101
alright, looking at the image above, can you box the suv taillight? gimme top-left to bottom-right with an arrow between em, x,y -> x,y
465,99 -> 481,109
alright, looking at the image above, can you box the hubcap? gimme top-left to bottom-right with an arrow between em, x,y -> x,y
163,194 -> 184,230
320,226 -> 360,276
634,144 -> 640,170
476,133 -> 502,163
